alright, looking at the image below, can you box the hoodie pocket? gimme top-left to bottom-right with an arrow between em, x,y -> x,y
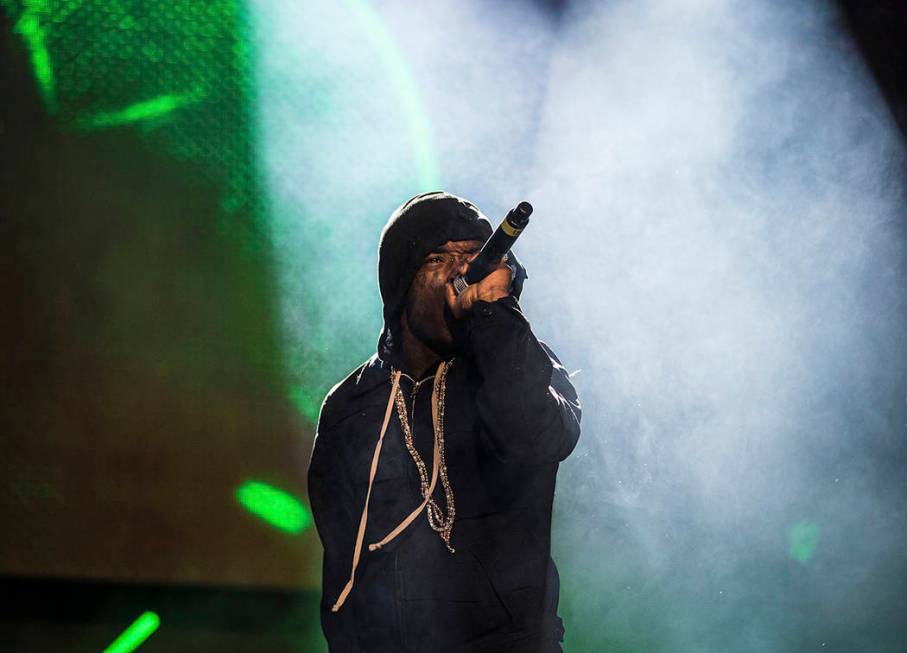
396,544 -> 512,649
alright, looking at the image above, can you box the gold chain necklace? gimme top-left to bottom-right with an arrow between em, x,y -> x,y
393,360 -> 456,553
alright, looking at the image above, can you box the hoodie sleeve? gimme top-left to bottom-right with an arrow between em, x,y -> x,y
467,295 -> 582,464
307,416 -> 360,652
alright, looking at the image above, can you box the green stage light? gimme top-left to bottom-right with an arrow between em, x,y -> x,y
77,87 -> 205,130
342,0 -> 440,190
103,611 -> 160,653
288,384 -> 322,425
788,520 -> 820,564
10,0 -> 57,113
236,480 -> 312,534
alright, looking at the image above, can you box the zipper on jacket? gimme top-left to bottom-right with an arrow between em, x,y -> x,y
406,383 -> 420,495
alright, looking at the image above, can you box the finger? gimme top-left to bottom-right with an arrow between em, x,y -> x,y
446,281 -> 468,319
472,268 -> 513,303
445,281 -> 457,310
485,266 -> 514,286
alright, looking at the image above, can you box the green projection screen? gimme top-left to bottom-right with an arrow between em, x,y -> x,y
0,0 -> 313,588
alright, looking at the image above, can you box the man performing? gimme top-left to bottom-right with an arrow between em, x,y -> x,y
308,192 -> 581,652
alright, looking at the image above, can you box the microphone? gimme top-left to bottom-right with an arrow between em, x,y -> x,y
453,201 -> 532,295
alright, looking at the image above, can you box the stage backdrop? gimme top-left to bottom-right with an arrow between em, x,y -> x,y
0,0 -> 326,589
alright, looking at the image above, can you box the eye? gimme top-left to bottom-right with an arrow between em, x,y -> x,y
425,255 -> 445,265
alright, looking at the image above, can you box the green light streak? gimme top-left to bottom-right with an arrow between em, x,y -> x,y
76,88 -> 205,130
236,480 -> 312,534
342,0 -> 441,189
103,611 -> 160,653
288,384 -> 322,424
788,520 -> 820,563
11,0 -> 57,114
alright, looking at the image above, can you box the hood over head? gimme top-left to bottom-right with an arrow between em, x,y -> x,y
376,191 -> 493,365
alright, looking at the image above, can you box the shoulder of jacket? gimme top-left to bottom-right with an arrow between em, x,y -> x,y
316,354 -> 391,435
538,340 -> 566,371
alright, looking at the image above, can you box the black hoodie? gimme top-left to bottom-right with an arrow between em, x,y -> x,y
308,193 -> 581,652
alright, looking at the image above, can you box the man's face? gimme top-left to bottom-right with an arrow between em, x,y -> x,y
404,239 -> 483,353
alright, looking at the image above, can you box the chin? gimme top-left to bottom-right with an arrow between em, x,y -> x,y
408,303 -> 460,356
443,310 -> 470,354
424,332 -> 456,357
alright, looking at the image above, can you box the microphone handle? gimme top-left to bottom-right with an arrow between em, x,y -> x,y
463,201 -> 532,285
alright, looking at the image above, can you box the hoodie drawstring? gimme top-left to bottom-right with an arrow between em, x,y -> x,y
331,362 -> 449,612
331,370 -> 401,613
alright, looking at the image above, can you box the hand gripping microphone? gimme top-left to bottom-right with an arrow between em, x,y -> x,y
453,201 -> 532,295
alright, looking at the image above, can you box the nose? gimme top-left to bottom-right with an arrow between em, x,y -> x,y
448,252 -> 477,282
456,251 -> 480,274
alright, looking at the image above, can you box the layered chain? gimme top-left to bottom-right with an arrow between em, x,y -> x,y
393,360 -> 456,553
